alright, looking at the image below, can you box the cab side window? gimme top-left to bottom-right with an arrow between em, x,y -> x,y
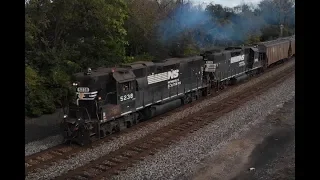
121,82 -> 133,92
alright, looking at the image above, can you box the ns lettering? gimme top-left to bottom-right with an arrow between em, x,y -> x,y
168,69 -> 179,79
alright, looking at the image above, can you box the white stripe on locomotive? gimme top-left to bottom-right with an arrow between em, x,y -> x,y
147,70 -> 179,85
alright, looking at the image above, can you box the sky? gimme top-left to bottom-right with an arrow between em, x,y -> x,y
192,0 -> 262,8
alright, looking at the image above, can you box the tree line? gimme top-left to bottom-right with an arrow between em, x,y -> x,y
25,0 -> 295,117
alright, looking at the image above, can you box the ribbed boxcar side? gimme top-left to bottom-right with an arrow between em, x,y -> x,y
258,39 -> 290,66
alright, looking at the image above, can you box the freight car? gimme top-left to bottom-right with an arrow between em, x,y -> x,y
289,35 -> 295,57
257,37 -> 294,68
61,37 -> 295,146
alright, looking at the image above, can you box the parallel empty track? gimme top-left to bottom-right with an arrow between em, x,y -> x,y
53,64 -> 294,180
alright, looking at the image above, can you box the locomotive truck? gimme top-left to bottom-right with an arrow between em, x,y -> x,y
61,36 -> 295,146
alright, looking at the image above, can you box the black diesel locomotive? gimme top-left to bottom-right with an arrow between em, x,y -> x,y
61,37 -> 295,145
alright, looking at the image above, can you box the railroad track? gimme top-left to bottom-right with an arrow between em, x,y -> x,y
53,64 -> 294,180
25,59 -> 294,175
25,86 -> 214,174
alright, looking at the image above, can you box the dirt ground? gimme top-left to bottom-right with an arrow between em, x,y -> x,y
189,97 -> 295,180
25,109 -> 63,144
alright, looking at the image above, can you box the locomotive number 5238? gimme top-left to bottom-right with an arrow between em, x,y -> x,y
120,93 -> 134,102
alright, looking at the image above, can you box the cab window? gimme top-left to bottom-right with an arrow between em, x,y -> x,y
120,82 -> 133,92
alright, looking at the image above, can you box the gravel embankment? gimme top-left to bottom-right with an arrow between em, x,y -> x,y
229,98 -> 295,180
25,135 -> 63,156
26,61 -> 294,180
25,109 -> 63,144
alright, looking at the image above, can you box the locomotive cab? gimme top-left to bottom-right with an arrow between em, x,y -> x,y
112,69 -> 136,116
95,69 -> 137,135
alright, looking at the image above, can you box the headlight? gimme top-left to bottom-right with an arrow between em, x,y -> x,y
63,115 -> 68,118
72,83 -> 78,86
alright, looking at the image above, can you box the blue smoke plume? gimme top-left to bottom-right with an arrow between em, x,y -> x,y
157,1 -> 295,47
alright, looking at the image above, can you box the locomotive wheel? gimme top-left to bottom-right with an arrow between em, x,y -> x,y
230,78 -> 237,85
181,96 -> 189,105
202,87 -> 208,96
112,125 -> 119,133
106,126 -> 112,135
219,82 -> 225,90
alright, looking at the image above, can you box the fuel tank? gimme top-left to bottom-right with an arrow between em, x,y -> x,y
152,98 -> 182,116
143,98 -> 182,119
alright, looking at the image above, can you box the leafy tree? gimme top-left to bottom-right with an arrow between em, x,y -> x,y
25,0 -> 128,117
25,0 -> 295,118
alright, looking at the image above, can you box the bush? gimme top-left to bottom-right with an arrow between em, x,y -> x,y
25,66 -> 56,117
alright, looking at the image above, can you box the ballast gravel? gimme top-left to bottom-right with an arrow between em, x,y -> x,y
25,60 -> 294,180
25,135 -> 63,156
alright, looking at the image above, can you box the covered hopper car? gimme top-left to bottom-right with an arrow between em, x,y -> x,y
257,37 -> 295,67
